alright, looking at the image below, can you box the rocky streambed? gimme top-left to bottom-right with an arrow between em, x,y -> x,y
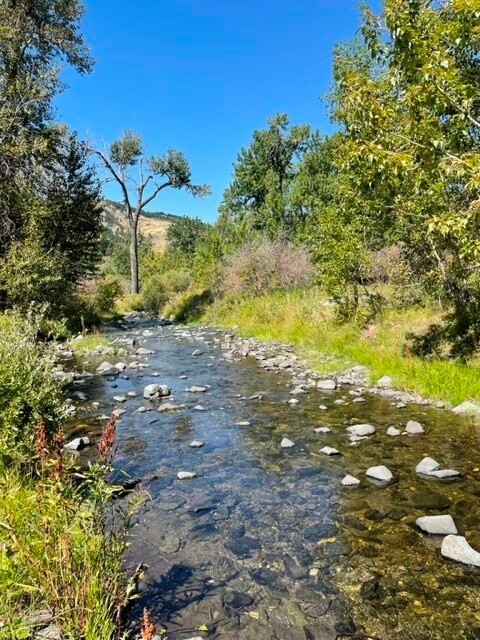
58,316 -> 480,640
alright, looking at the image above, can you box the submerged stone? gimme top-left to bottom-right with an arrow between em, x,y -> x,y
428,469 -> 460,478
416,457 -> 440,475
177,471 -> 196,480
224,536 -> 260,558
405,420 -> 425,434
366,465 -> 393,482
386,426 -> 401,436
281,437 -> 295,448
411,490 -> 450,510
342,475 -> 360,486
314,426 -> 331,434
319,446 -> 340,456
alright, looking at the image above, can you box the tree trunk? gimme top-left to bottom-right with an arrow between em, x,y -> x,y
130,220 -> 139,294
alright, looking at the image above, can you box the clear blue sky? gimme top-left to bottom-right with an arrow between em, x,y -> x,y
55,0 -> 372,222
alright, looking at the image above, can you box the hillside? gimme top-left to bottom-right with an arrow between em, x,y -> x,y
102,200 -> 182,251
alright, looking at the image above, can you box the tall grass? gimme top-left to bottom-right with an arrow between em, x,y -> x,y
202,289 -> 480,406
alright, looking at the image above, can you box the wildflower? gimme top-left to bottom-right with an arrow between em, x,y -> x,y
140,607 -> 155,640
98,416 -> 117,464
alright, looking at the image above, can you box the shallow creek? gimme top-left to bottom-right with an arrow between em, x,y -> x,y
67,319 -> 480,640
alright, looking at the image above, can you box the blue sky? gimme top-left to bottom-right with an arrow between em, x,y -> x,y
56,0 -> 371,222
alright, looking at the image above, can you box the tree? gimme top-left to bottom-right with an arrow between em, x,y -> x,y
218,114 -> 310,242
0,0 -> 92,253
166,216 -> 210,258
92,130 -> 210,293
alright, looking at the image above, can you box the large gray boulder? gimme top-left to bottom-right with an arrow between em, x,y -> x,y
143,383 -> 170,399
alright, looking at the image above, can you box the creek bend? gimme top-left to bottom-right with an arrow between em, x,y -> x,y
67,318 -> 480,640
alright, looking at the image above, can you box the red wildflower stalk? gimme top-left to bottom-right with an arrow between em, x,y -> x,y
140,607 -> 155,640
52,430 -> 63,479
35,419 -> 49,470
98,416 -> 117,464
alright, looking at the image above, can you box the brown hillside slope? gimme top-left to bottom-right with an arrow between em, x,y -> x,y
102,200 -> 180,251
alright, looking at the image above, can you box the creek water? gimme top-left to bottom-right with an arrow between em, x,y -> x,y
67,319 -> 480,640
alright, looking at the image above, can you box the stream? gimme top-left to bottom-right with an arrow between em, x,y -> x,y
65,317 -> 480,640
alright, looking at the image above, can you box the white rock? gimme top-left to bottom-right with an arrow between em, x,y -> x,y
193,404 -> 206,411
366,465 -> 393,482
96,362 -> 119,376
112,408 -> 126,418
377,375 -> 393,388
347,424 -> 376,436
136,406 -> 151,413
34,624 -> 62,640
416,457 -> 440,474
71,391 -> 87,401
386,426 -> 401,436
186,386 -> 207,393
288,398 -> 299,405
115,362 -> 127,371
143,384 -> 170,399
319,446 -> 340,456
341,475 -> 361,486
317,379 -> 337,390
353,397 -> 366,404
64,436 -> 90,451
314,427 -> 331,434
349,435 -> 368,442
405,420 -> 425,434
235,421 -> 251,426
191,349 -> 203,356
416,515 -> 458,535
190,440 -> 205,448
441,535 -> 480,567
428,469 -> 460,478
127,391 -> 137,397
280,438 -> 295,448
452,401 -> 480,416
177,471 -> 197,480
319,405 -> 328,411
158,403 -> 183,412
113,395 -> 127,403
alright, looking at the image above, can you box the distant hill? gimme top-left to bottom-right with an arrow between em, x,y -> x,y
102,200 -> 183,251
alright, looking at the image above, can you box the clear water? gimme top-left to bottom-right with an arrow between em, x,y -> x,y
69,322 -> 480,640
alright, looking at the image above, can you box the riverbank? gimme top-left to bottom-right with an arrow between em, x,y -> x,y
199,289 -> 480,410
0,313 -> 134,640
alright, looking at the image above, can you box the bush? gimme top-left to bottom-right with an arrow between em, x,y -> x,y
142,275 -> 168,315
221,239 -> 314,297
94,276 -> 123,313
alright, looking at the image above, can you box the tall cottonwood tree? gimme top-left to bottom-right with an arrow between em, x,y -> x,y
92,130 -> 210,293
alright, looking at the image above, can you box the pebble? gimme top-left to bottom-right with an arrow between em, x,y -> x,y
319,446 -> 340,456
127,391 -> 137,397
319,405 -> 328,411
281,438 -> 295,448
136,406 -> 151,413
441,535 -> 480,567
112,408 -> 126,418
136,347 -> 154,355
288,398 -> 299,405
235,421 -> 251,426
386,426 -> 401,436
366,465 -> 393,482
353,397 -> 366,404
342,475 -> 361,486
317,379 -> 337,390
177,471 -> 197,480
115,362 -> 127,371
428,469 -> 460,478
416,457 -> 440,474
405,420 -> 425,434
347,424 -> 376,436
186,385 -> 207,393
314,427 -> 331,434
190,440 -> 205,448
193,404 -> 206,411
192,349 -> 203,356
158,403 -> 183,412
416,515 -> 458,535
113,395 -> 127,403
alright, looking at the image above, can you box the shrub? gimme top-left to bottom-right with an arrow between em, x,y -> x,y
221,239 -> 314,297
142,275 -> 168,315
94,276 -> 123,313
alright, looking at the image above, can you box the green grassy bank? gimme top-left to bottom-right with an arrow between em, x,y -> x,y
200,289 -> 480,407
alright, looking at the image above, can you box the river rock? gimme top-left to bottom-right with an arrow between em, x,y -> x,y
366,465 -> 393,482
317,379 -> 336,390
64,436 -> 90,451
342,475 -> 361,486
441,535 -> 480,567
387,426 -> 401,436
192,349 -> 203,356
314,427 -> 331,434
177,471 -> 197,480
34,625 -> 61,640
281,437 -> 295,448
452,401 -> 480,416
405,420 -> 425,434
115,362 -> 127,371
190,440 -> 205,448
411,490 -> 450,510
353,397 -> 366,403
319,405 -> 328,410
136,406 -> 151,413
347,424 -> 376,436
224,536 -> 261,558
96,362 -> 119,376
136,347 -> 154,355
428,468 -> 460,478
143,383 -> 170,399
71,390 -> 87,401
158,402 -> 183,412
319,446 -> 340,456
113,395 -> 127,403
416,457 -> 440,474
377,375 -> 393,388
288,398 -> 299,405
112,408 -> 126,418
416,515 -> 458,535
186,385 -> 207,393
223,591 -> 254,609
193,404 -> 206,411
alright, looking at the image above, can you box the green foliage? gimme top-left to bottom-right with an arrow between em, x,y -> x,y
218,113 -> 310,241
94,276 -> 123,313
142,275 -> 168,315
166,216 -> 210,258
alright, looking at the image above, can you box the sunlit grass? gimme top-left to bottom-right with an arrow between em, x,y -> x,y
202,289 -> 480,406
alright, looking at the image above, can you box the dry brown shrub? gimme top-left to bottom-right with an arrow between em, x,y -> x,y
221,239 -> 314,297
